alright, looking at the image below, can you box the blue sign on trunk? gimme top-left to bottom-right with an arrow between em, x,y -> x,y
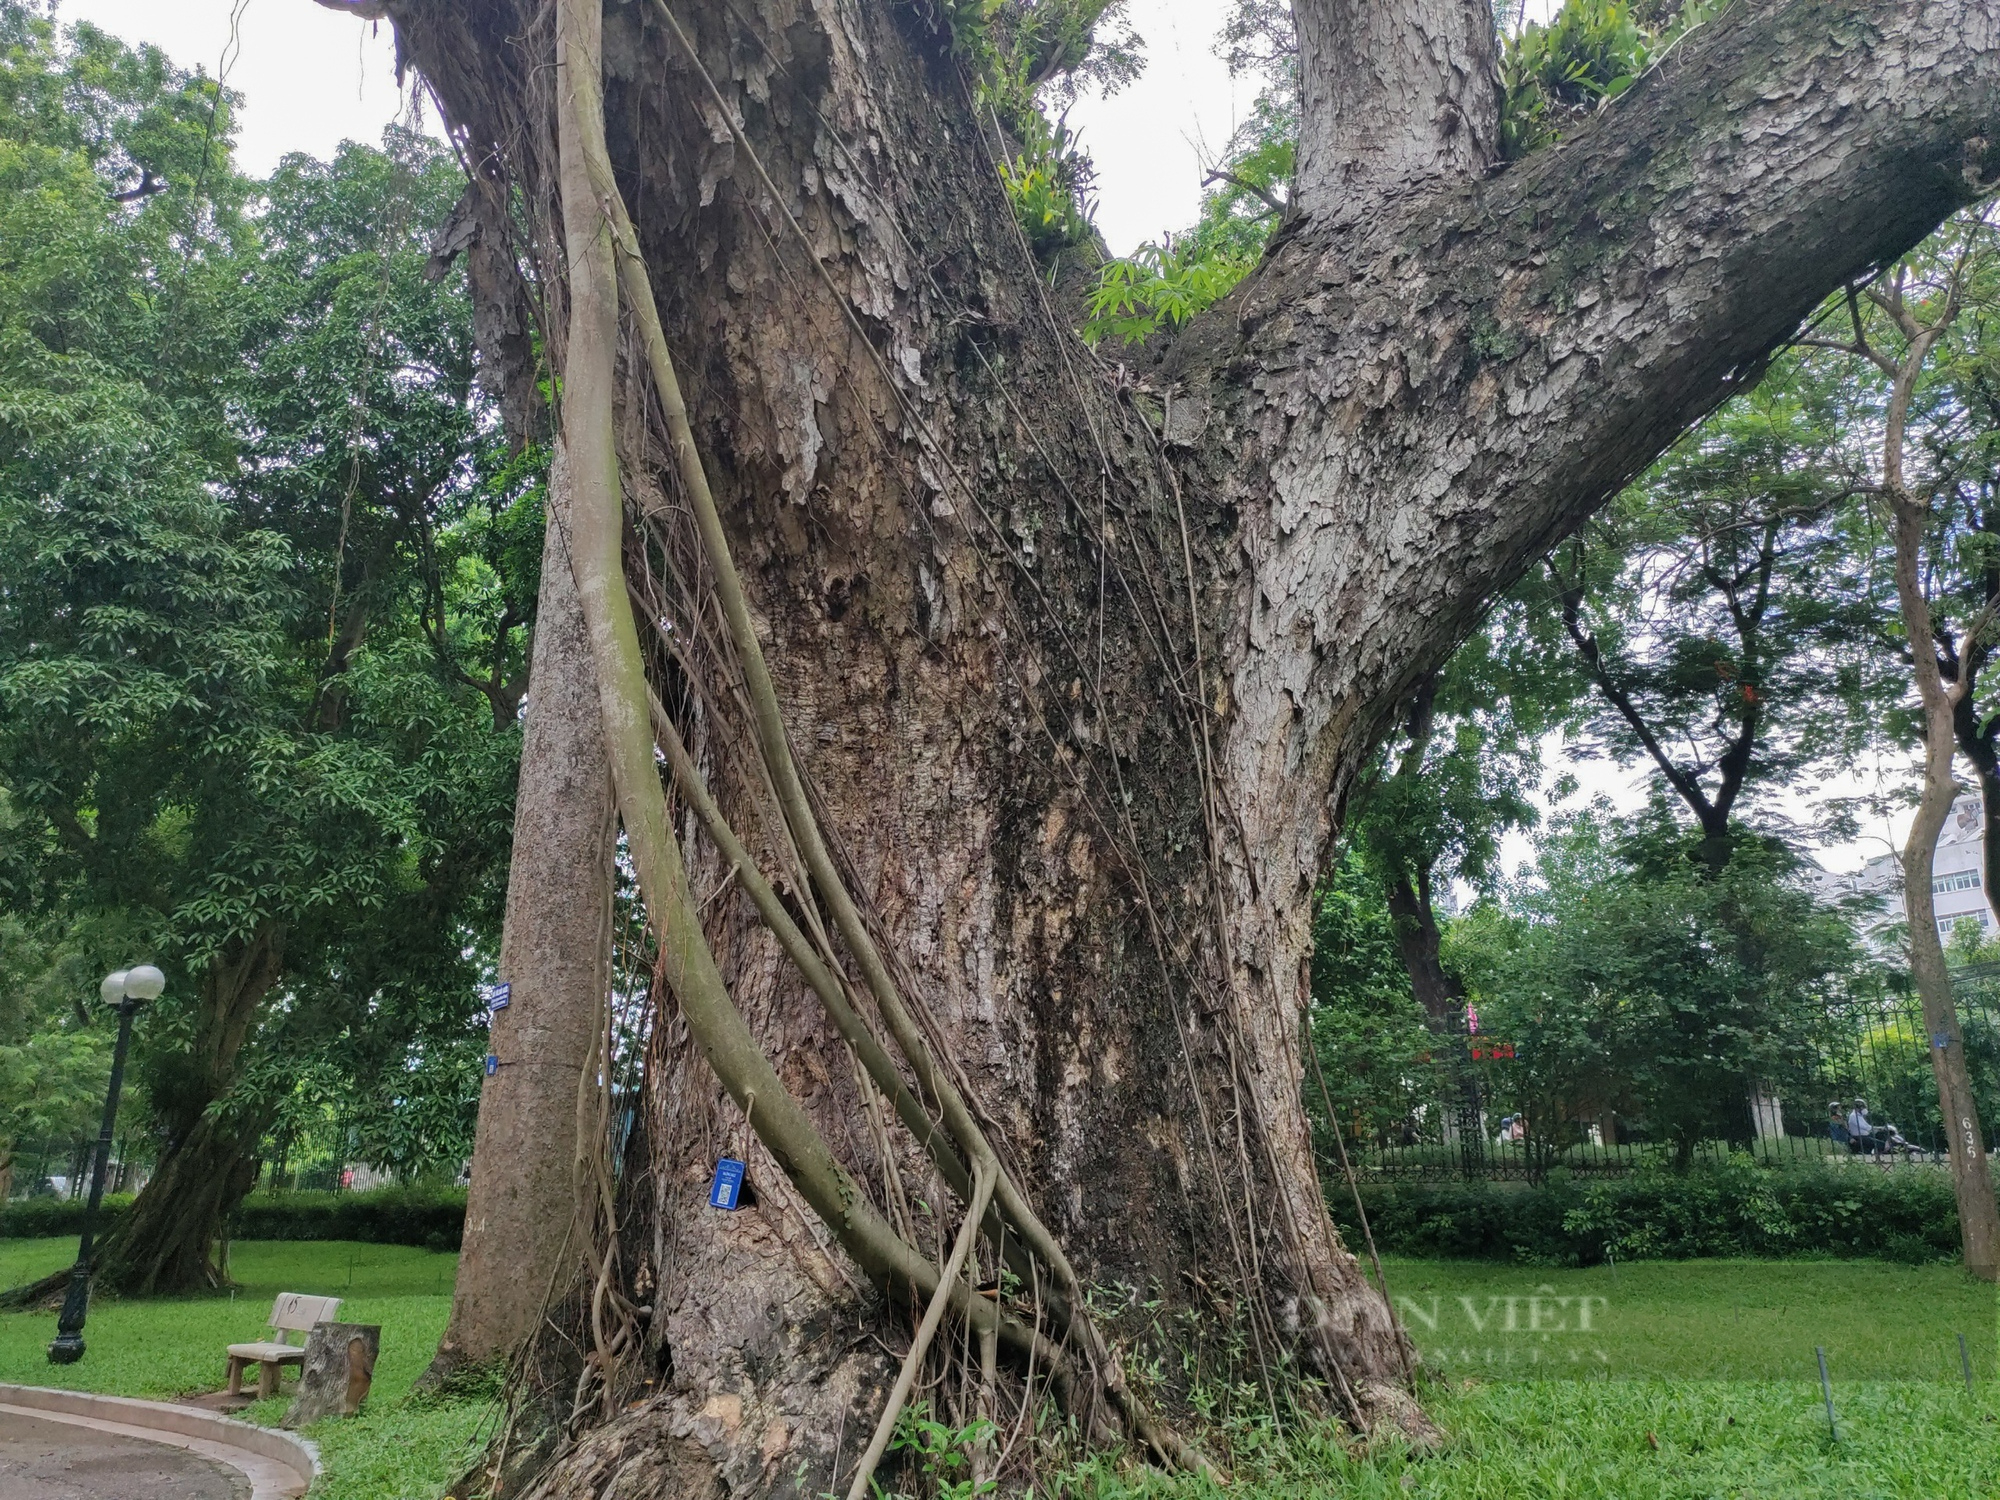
487,982 -> 511,1012
709,1158 -> 746,1211
485,1054 -> 499,1076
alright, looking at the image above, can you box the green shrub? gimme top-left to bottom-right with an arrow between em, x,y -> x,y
1327,1157 -> 1967,1266
1,1184 -> 466,1251
231,1185 -> 466,1251
0,1193 -> 136,1242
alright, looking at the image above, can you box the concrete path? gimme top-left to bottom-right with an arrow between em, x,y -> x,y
0,1406 -> 248,1499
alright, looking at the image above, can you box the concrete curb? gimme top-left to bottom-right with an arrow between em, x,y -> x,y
0,1382 -> 318,1499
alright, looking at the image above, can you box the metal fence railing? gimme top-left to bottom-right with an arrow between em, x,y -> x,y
5,1135 -> 148,1200
1327,975 -> 2000,1183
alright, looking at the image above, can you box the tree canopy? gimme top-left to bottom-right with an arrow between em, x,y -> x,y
0,3 -> 529,1279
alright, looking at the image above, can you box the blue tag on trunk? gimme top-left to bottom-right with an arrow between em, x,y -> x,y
709,1158 -> 746,1210
487,982 -> 511,1012
485,1054 -> 500,1076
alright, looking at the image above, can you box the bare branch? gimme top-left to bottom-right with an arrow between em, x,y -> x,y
1201,168 -> 1284,218
110,169 -> 167,203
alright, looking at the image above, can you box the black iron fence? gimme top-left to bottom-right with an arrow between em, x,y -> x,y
1323,973 -> 2000,1183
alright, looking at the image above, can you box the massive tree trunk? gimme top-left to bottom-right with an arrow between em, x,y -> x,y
348,0 -> 2000,1489
427,455 -> 617,1383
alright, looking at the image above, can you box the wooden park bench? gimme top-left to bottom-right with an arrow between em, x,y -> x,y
225,1292 -> 342,1399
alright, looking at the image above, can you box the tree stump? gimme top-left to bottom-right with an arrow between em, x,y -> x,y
283,1322 -> 380,1427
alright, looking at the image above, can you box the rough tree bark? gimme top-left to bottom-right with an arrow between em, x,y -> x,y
336,0 -> 2000,1490
425,457 -> 617,1382
1293,0 -> 1498,212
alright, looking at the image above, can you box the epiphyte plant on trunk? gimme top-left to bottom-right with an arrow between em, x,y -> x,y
320,0 -> 2000,1491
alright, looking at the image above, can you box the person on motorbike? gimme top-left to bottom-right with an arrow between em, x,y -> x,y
1846,1099 -> 1873,1154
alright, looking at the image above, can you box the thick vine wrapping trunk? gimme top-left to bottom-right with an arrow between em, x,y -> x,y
355,0 -> 2000,1490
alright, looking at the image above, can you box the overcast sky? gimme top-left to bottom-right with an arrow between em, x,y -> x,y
56,0 -> 1244,249
53,0 -> 1919,876
58,1 -> 412,174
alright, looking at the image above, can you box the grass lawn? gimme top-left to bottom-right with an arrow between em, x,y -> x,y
1100,1376 -> 2000,1500
1,1241 -> 1994,1498
0,1237 -> 486,1499
1377,1255 -> 1996,1381
1080,1258 -> 1998,1500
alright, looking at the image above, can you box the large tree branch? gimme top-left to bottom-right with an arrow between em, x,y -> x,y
1292,0 -> 1499,215
1185,0 -> 2000,863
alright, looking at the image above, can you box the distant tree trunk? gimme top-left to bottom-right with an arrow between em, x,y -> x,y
1877,270 -> 2000,1282
1383,868 -> 1461,1025
98,927 -> 285,1294
344,0 -> 2000,1487
1947,502 -> 2000,910
1371,677 -> 1465,1025
1897,698 -> 2000,1279
425,461 -> 615,1384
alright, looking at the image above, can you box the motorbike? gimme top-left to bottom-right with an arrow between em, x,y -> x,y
1864,1123 -> 1927,1160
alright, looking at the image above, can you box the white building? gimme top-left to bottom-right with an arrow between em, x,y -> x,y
1815,792 -> 1998,943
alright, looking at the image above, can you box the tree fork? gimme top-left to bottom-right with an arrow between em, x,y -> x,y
349,0 -> 2000,1486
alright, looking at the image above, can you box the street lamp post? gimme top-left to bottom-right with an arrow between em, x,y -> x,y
47,964 -> 164,1365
